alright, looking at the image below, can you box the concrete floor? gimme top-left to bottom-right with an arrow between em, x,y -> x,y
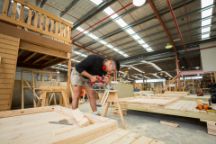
79,102 -> 216,144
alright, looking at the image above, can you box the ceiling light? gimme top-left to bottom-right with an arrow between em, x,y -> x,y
165,43 -> 173,49
115,19 -> 127,27
201,19 -> 211,26
201,33 -> 210,39
104,7 -> 114,15
146,48 -> 153,52
71,58 -> 81,63
201,27 -> 210,33
132,34 -> 141,40
201,8 -> 213,18
74,51 -> 87,57
126,29 -> 135,35
90,0 -> 103,5
133,0 -> 146,7
142,43 -> 149,48
201,0 -> 214,8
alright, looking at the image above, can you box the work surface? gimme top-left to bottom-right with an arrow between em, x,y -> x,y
119,96 -> 216,122
0,106 -> 164,144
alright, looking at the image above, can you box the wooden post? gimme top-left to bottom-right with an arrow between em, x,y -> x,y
2,0 -> 10,16
21,70 -> 24,109
67,53 -> 71,103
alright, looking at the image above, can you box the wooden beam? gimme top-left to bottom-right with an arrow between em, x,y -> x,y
23,52 -> 37,63
0,21 -> 71,52
20,41 -> 68,59
32,55 -> 48,64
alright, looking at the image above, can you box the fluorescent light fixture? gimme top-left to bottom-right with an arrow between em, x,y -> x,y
133,0 -> 146,7
201,19 -> 211,26
115,19 -> 127,27
146,48 -> 153,52
201,27 -> 210,33
74,51 -> 87,58
90,1 -> 153,52
104,7 -> 114,15
90,0 -> 103,5
99,40 -> 107,45
151,63 -> 162,71
201,33 -> 210,39
135,79 -> 165,83
126,29 -> 135,35
132,34 -> 141,40
71,58 -> 80,63
138,39 -> 145,45
76,26 -> 128,57
202,9 -> 213,18
201,0 -> 213,40
201,0 -> 214,8
142,43 -> 149,48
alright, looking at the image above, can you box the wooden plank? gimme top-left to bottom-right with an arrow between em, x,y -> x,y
0,48 -> 18,55
19,5 -> 24,22
0,21 -> 71,52
0,94 -> 11,100
87,129 -> 129,144
0,64 -> 16,69
0,67 -> 16,74
0,105 -> 10,111
0,33 -> 19,42
0,83 -> 14,89
0,74 -> 15,79
0,99 -> 9,105
34,12 -> 38,28
0,79 -> 14,84
32,55 -> 47,64
23,52 -> 37,63
0,38 -> 19,46
0,88 -> 13,95
20,41 -> 68,59
11,2 -> 17,20
0,43 -> 18,51
0,58 -> 17,65
160,120 -> 179,128
27,9 -> 33,25
0,53 -> 17,60
2,0 -> 10,15
0,106 -> 54,118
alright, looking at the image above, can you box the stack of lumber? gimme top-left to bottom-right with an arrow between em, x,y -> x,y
164,91 -> 188,96
134,91 -> 154,97
0,106 -> 164,144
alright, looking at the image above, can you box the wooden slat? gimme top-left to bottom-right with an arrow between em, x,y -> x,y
40,14 -> 44,31
0,64 -> 16,69
27,9 -> 32,25
2,0 -> 10,15
20,42 -> 68,59
50,20 -> 54,33
0,68 -> 16,74
0,99 -> 10,105
0,53 -> 17,60
0,94 -> 11,100
32,55 -> 47,64
0,105 -> 10,111
0,48 -> 18,55
0,39 -> 19,47
23,52 -> 37,63
0,21 -> 71,52
0,34 -> 19,42
0,89 -> 13,95
0,74 -> 15,79
45,16 -> 49,32
0,83 -> 14,89
11,2 -> 17,20
0,58 -> 17,65
34,12 -> 38,28
19,5 -> 24,22
0,79 -> 14,84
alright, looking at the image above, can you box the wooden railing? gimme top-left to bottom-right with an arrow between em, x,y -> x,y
0,0 -> 72,44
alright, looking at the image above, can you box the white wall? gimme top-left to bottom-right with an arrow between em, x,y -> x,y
200,41 -> 216,71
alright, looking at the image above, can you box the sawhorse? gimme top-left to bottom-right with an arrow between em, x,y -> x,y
100,90 -> 126,128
